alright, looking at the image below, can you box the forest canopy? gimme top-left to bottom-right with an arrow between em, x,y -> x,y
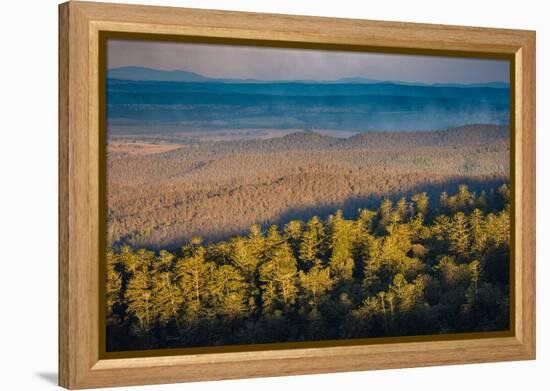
107,125 -> 510,249
106,184 -> 510,352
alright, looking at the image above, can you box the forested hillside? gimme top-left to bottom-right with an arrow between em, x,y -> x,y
106,184 -> 510,351
107,125 -> 509,249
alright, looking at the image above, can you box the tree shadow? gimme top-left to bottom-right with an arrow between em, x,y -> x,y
153,174 -> 508,250
271,175 -> 508,225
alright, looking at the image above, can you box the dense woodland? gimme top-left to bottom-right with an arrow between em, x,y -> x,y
106,184 -> 510,351
107,125 -> 509,248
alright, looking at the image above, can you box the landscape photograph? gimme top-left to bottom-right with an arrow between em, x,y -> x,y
104,39 -> 511,352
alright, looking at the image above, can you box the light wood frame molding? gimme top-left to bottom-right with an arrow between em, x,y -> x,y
59,1 -> 536,388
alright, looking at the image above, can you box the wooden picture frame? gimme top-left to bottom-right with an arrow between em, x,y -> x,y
59,1 -> 536,389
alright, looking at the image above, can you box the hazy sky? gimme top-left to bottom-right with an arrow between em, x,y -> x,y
107,39 -> 509,84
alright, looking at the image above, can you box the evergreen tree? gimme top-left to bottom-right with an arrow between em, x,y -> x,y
264,225 -> 284,259
475,190 -> 488,211
377,198 -> 393,232
361,235 -> 383,291
125,269 -> 154,334
328,210 -> 356,282
229,236 -> 261,314
259,242 -> 298,313
389,273 -> 425,313
495,184 -> 510,210
151,270 -> 183,327
154,250 -> 175,272
411,192 -> 429,217
456,184 -> 473,211
298,266 -> 333,304
432,215 -> 451,242
106,250 -> 122,324
284,220 -> 303,257
181,236 -> 203,258
395,197 -> 409,222
299,216 -> 325,268
463,260 -> 481,316
448,212 -> 470,258
469,208 -> 487,255
175,247 -> 214,322
118,245 -> 139,274
229,237 -> 259,279
247,224 -> 265,260
209,264 -> 249,319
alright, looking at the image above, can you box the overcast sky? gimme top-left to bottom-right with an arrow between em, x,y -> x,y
107,39 -> 509,84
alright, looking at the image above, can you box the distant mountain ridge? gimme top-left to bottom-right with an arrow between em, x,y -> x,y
162,124 -> 509,159
108,66 -> 509,88
108,67 -> 212,83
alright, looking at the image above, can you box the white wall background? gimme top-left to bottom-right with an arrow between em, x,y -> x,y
0,0 -> 547,389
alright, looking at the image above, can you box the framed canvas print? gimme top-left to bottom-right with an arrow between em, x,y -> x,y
58,1 -> 536,389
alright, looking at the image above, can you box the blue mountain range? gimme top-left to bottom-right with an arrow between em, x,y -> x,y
106,66 -> 510,133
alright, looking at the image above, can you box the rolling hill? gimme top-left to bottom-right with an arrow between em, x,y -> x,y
107,125 -> 509,249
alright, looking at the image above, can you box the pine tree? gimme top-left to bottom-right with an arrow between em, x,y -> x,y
469,208 -> 487,255
154,250 -> 175,272
118,245 -> 139,274
259,242 -> 298,313
284,220 -> 303,257
475,191 -> 488,211
434,255 -> 471,288
357,208 -> 376,232
411,192 -> 429,217
328,210 -> 356,282
457,184 -> 472,211
175,247 -> 214,322
125,269 -> 154,334
299,216 -> 325,268
395,197 -> 409,222
432,215 -> 451,242
106,250 -> 122,324
463,260 -> 481,315
181,236 -> 203,257
383,224 -> 412,262
209,264 -> 248,319
408,212 -> 430,241
389,273 -> 425,313
228,236 -> 261,314
495,184 -> 510,210
230,237 -> 259,277
378,198 -> 393,232
135,248 -> 156,272
448,212 -> 470,257
205,241 -> 232,265
361,234 -> 383,290
151,270 -> 183,327
248,224 -> 265,256
298,266 -> 333,304
485,208 -> 510,247
468,260 -> 481,296
264,225 -> 284,259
